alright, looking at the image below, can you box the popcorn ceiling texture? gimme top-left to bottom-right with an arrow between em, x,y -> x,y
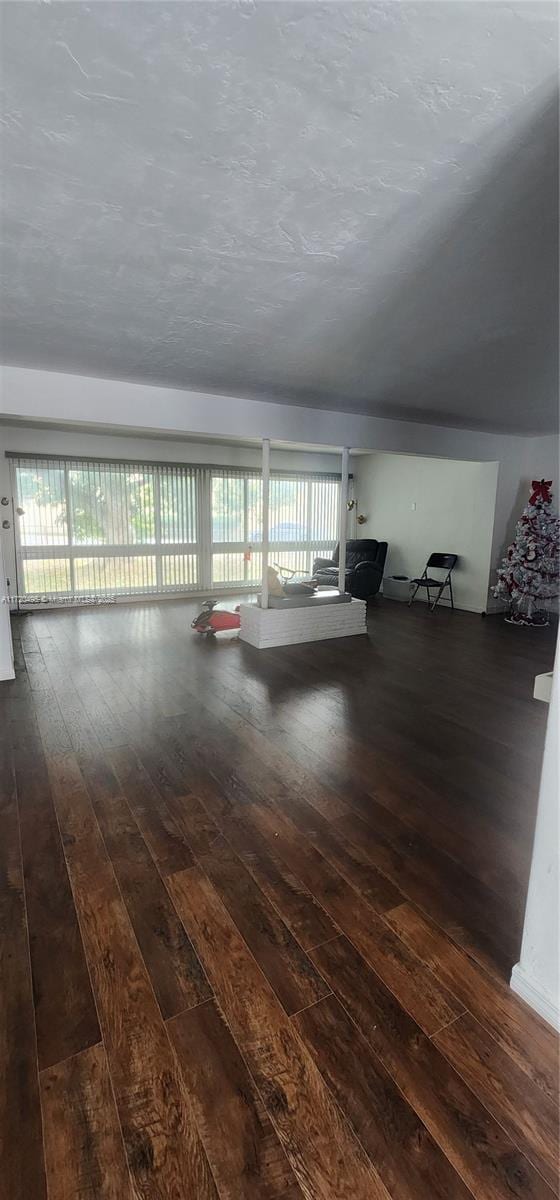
1,1 -> 558,433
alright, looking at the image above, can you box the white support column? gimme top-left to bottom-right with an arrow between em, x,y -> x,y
198,468 -> 213,592
338,447 -> 349,594
261,438 -> 270,609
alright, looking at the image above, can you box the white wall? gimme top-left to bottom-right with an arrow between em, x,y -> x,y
511,644 -> 559,1030
0,364 -> 539,459
354,452 -> 499,612
0,535 -> 14,680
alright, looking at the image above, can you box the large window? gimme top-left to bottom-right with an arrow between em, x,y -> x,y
13,458 -> 200,601
10,455 -> 342,604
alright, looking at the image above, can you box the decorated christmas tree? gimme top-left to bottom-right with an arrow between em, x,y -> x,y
493,479 -> 560,625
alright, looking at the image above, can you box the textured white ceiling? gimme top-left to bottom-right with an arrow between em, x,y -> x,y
1,1 -> 558,432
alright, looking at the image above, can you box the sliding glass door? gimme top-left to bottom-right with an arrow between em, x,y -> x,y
210,469 -> 261,587
10,455 -> 342,605
210,469 -> 341,587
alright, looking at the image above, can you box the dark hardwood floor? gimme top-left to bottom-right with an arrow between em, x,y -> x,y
1,596 -> 558,1199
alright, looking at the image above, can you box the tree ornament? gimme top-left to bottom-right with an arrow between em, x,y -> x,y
492,479 -> 559,626
529,479 -> 552,506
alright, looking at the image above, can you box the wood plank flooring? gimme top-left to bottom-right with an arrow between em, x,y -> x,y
1,596 -> 558,1199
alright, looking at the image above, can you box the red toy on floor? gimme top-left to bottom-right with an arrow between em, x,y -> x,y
191,598 -> 241,635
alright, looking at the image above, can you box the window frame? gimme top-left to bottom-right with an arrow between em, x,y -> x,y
9,454 -> 345,606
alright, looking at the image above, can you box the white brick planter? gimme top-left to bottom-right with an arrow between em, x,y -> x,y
239,598 -> 367,649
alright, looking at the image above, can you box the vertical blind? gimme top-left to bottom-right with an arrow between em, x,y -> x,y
10,455 -> 344,604
210,467 -> 342,587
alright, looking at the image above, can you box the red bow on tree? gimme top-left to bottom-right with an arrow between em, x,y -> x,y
529,479 -> 552,506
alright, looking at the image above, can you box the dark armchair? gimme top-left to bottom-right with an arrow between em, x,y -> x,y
312,539 -> 388,601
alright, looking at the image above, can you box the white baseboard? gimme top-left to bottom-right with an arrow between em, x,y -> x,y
510,963 -> 560,1031
383,590 -> 485,615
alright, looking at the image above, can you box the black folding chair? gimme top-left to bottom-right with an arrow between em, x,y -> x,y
408,553 -> 458,612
